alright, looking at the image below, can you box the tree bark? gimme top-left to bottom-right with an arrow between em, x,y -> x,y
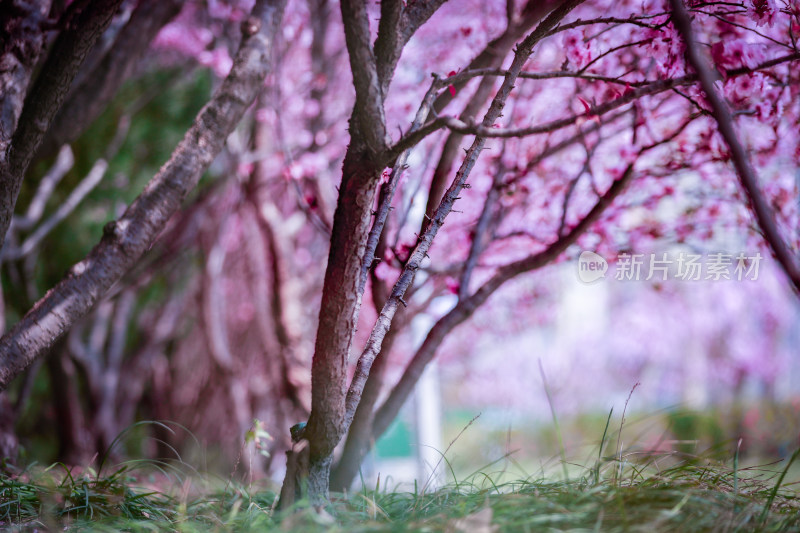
279,0 -> 390,508
0,1 -> 51,179
36,0 -> 182,161
298,149 -> 382,506
0,0 -> 124,252
0,0 -> 287,390
280,0 -> 457,507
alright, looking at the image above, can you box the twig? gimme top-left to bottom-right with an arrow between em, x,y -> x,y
2,159 -> 109,261
12,145 -> 75,232
358,74 -> 443,296
670,0 -> 800,293
385,51 -> 800,159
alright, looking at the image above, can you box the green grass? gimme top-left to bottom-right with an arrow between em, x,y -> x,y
1,448 -> 798,532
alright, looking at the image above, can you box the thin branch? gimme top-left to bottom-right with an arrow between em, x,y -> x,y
0,0 -> 288,391
546,14 -> 668,35
457,92 -> 529,300
670,0 -> 800,292
342,0 -> 587,437
2,159 -> 108,262
4,113 -> 132,261
699,10 -> 793,49
358,75 -> 443,296
11,145 -> 74,232
458,165 -> 502,301
437,67 -> 652,89
386,50 -> 800,155
577,39 -> 651,75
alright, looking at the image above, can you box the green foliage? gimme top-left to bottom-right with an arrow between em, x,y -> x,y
245,420 -> 274,458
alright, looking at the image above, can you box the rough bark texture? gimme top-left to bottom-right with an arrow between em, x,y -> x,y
284,0 -> 391,508
299,149 -> 381,505
36,0 -> 182,160
0,0 -> 51,176
0,0 -> 287,390
0,0 -> 123,252
280,0 -> 450,508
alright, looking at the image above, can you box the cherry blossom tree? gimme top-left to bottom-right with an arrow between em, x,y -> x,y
1,0 -> 799,508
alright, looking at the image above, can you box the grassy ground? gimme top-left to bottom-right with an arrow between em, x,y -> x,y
1,447 -> 798,532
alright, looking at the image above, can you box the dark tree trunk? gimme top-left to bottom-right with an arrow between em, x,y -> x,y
47,343 -> 92,464
283,147 -> 382,508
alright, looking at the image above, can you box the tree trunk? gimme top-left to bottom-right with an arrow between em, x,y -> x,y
278,147 -> 381,508
47,342 -> 92,464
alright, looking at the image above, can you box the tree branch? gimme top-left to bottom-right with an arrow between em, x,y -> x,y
343,0 -> 587,439
372,164 -> 634,438
373,0 -> 448,94
358,75 -> 443,296
2,158 -> 108,262
0,0 -> 124,252
669,0 -> 800,292
0,0 -> 288,391
11,145 -> 74,232
458,159 -> 504,300
0,1 -> 51,174
4,112 -> 131,261
36,0 -> 182,160
385,51 -> 800,159
546,14 -> 666,35
340,0 -> 388,154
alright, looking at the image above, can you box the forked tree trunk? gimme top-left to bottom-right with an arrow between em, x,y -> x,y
277,148 -> 382,509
